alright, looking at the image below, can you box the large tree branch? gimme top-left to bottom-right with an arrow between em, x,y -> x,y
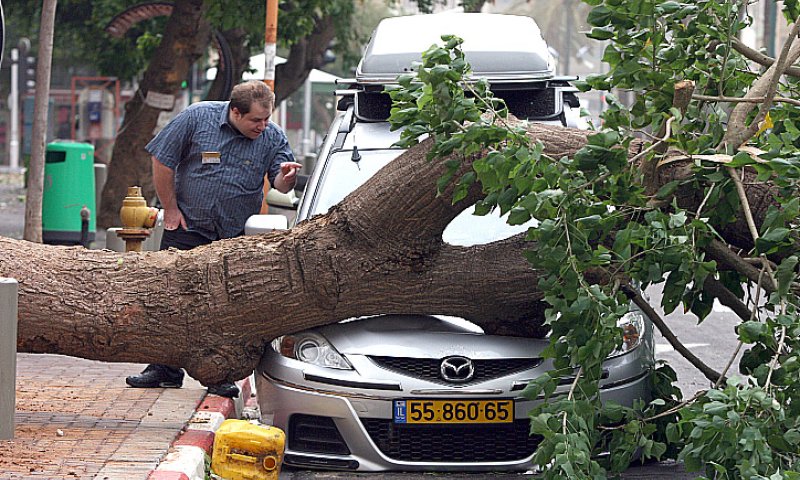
622,286 -> 723,384
703,239 -> 777,292
731,37 -> 800,78
724,20 -> 800,148
274,14 -> 337,103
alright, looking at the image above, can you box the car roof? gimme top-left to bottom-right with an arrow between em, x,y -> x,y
355,13 -> 554,84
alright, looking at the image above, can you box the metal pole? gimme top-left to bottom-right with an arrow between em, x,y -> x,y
264,0 -> 279,92
260,0 -> 279,214
301,76 -> 312,159
563,0 -> 573,75
0,278 -> 18,440
764,1 -> 776,57
9,48 -> 19,171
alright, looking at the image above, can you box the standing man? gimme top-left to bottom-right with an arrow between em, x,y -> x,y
125,80 -> 301,398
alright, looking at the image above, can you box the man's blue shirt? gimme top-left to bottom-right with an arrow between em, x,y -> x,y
145,101 -> 294,240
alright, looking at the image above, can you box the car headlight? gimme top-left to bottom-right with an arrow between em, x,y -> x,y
271,332 -> 353,369
610,310 -> 646,357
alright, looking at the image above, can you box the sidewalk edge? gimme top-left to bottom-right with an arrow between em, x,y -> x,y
147,377 -> 253,480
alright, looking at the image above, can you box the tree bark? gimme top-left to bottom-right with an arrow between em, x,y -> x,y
97,0 -> 211,229
23,0 -> 57,243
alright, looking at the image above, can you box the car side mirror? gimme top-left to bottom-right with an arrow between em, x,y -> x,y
266,188 -> 299,209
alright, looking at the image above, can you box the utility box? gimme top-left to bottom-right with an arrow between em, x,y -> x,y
42,141 -> 96,245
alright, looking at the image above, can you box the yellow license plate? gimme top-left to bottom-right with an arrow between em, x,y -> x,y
393,399 -> 514,424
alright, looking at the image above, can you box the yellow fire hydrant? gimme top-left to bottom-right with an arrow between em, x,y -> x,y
118,186 -> 158,252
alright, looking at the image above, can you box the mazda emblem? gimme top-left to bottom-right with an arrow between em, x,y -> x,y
440,356 -> 475,383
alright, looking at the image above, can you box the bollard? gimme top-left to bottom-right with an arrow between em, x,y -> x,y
0,278 -> 18,440
80,205 -> 91,248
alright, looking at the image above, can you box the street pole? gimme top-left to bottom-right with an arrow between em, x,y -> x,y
764,0 -> 776,57
301,76 -> 312,160
563,0 -> 573,75
264,0 -> 278,92
23,0 -> 57,243
260,0 -> 279,214
9,48 -> 19,171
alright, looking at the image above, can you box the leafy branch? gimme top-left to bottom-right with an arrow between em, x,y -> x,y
388,1 -> 800,475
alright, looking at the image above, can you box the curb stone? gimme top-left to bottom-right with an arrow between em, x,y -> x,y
148,376 -> 256,480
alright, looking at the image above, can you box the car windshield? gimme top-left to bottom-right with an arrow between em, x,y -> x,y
311,150 -> 531,246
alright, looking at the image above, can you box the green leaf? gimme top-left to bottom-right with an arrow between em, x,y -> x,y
784,429 -> 800,445
775,255 -> 798,298
656,1 -> 682,14
508,207 -> 531,225
755,227 -> 791,254
655,180 -> 680,200
587,5 -> 614,26
737,321 -> 767,343
587,26 -> 615,40
702,401 -> 728,416
575,215 -> 602,227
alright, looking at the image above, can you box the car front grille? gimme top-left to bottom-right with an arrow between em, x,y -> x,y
368,356 -> 542,385
288,414 -> 350,455
360,418 -> 540,462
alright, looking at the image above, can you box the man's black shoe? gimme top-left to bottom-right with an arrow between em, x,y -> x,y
207,382 -> 239,398
126,364 -> 184,388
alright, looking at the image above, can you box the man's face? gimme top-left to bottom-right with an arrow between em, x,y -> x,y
230,102 -> 272,140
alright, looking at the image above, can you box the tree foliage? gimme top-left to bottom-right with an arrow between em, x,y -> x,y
387,1 -> 800,477
4,0 -> 361,87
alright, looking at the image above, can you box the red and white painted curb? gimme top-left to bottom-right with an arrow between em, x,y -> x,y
147,376 -> 257,480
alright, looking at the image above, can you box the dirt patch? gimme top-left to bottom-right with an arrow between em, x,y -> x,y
0,425 -> 92,478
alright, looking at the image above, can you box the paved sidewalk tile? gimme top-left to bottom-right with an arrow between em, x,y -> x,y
0,353 -> 205,480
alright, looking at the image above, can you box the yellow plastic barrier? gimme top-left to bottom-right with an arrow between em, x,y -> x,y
211,419 -> 285,480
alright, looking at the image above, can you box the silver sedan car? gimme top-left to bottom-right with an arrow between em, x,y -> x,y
257,311 -> 652,472
254,124 -> 654,471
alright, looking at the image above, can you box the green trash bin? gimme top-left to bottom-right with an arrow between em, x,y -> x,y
42,141 -> 96,245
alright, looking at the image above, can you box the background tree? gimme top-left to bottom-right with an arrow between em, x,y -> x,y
4,0 -> 362,227
95,0 -> 359,228
22,0 -> 57,243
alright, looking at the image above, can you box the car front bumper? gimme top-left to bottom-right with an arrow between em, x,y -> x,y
255,365 -> 651,472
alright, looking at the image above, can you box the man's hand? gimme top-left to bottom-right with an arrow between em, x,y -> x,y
163,208 -> 187,231
274,161 -> 303,193
280,161 -> 303,183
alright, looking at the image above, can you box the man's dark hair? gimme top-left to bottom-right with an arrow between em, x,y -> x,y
230,80 -> 275,114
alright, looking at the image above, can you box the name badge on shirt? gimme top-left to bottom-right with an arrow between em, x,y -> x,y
202,151 -> 221,164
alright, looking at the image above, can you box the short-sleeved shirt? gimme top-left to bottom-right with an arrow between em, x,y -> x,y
145,101 -> 294,240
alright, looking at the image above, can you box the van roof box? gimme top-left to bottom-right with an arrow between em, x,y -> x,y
355,13 -> 555,84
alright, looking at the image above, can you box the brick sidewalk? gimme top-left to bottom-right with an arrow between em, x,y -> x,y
0,353 -> 206,480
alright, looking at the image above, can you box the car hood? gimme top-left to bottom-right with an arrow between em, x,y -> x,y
315,314 -> 548,360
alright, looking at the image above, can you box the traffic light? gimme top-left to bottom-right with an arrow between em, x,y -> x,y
23,55 -> 36,93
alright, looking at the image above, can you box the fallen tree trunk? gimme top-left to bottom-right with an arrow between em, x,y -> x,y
2,133 -> 554,384
0,122 -> 783,384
